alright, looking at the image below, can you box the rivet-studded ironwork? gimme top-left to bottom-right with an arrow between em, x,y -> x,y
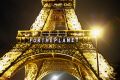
0,0 -> 115,80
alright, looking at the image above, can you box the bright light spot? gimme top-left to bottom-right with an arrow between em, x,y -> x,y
0,65 -> 3,70
51,75 -> 59,80
91,28 -> 103,38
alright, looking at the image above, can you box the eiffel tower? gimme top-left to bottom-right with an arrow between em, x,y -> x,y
0,0 -> 114,80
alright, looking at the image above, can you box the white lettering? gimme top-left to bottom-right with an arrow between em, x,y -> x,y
33,38 -> 37,43
37,38 -> 41,43
71,37 -> 74,42
54,37 -> 58,43
29,37 -> 79,43
45,38 -> 49,43
75,37 -> 79,42
67,37 -> 71,43
62,38 -> 66,43
30,38 -> 33,43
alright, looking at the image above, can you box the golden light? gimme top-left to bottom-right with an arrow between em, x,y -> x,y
91,28 -> 103,38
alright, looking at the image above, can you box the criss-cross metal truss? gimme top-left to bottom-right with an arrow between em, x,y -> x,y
0,0 -> 114,80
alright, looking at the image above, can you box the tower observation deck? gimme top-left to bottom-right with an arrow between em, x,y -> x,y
0,0 -> 114,80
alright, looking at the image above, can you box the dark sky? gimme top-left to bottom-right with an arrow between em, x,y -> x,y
0,0 -> 120,79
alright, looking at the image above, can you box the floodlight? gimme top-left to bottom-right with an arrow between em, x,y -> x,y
91,28 -> 102,38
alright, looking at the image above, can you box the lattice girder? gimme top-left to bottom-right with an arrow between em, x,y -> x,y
0,50 -> 98,80
0,0 -> 115,79
0,29 -> 115,79
0,43 -> 31,77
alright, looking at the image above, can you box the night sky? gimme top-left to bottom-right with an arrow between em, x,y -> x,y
0,0 -> 120,79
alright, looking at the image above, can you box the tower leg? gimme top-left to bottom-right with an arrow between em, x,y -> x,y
25,63 -> 38,80
0,77 -> 9,80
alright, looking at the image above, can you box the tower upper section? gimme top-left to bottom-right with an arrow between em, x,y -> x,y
31,0 -> 81,30
41,0 -> 76,8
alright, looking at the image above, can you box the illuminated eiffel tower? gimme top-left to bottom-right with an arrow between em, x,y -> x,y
0,0 -> 114,80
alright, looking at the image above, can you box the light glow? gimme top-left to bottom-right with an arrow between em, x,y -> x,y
51,75 -> 59,80
91,27 -> 103,38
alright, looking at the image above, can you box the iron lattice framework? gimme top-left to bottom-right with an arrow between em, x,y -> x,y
0,0 -> 114,80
